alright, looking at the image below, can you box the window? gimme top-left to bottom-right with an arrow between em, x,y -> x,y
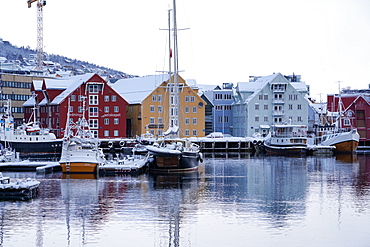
89,84 -> 99,93
152,95 -> 157,102
158,130 -> 163,136
344,119 -> 350,126
111,95 -> 117,102
104,106 -> 109,113
264,104 -> 268,110
158,95 -> 162,102
192,129 -> 197,136
114,118 -> 119,125
193,118 -> 197,125
297,104 -> 302,110
158,106 -> 162,113
150,117 -> 155,124
150,105 -> 155,113
114,130 -> 119,137
91,130 -> 98,138
89,95 -> 98,105
114,106 -> 119,112
158,118 -> 162,124
224,94 -> 232,100
78,95 -> 83,102
89,119 -> 98,129
104,95 -> 109,102
78,106 -> 83,113
69,106 -> 73,112
259,94 -> 263,100
185,106 -> 190,113
185,129 -> 190,136
298,116 -> 302,122
71,95 -> 76,101
215,94 -> 222,100
185,118 -> 190,125
264,116 -> 268,122
216,105 -> 222,110
255,116 -> 259,122
89,107 -> 98,117
224,116 -> 229,123
255,104 -> 259,110
104,130 -> 109,137
192,106 -> 197,113
104,118 -> 109,125
185,96 -> 190,102
218,116 -> 223,123
288,104 -> 293,110
190,96 -> 195,102
263,94 -> 268,100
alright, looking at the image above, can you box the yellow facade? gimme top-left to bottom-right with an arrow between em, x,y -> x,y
127,75 -> 206,138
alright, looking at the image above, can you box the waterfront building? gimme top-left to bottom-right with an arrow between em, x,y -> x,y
23,73 -> 128,139
327,92 -> 370,146
200,93 -> 214,136
232,73 -> 310,137
0,73 -> 47,126
111,74 -> 206,138
203,83 -> 234,135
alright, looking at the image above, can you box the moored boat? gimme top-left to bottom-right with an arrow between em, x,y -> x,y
319,128 -> 359,153
263,124 -> 308,155
0,172 -> 40,200
59,100 -> 105,173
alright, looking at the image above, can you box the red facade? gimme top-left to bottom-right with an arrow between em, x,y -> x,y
24,74 -> 129,139
327,94 -> 370,144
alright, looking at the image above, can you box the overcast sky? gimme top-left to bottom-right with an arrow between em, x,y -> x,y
1,0 -> 370,100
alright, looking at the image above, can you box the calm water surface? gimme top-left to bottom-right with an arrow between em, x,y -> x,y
1,153 -> 370,247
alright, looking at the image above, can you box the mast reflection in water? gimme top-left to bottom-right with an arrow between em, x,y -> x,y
0,153 -> 369,246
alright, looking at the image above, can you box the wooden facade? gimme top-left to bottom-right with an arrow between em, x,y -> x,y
24,74 -> 129,139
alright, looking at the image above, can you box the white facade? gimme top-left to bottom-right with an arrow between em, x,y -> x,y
232,73 -> 310,137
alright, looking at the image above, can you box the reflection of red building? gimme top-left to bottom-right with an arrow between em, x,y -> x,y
23,73 -> 128,139
327,94 -> 370,145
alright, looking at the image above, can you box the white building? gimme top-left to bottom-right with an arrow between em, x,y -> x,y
232,73 -> 310,137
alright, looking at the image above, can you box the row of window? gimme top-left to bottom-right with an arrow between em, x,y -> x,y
1,94 -> 31,101
216,105 -> 232,110
89,129 -> 119,137
68,106 -> 120,115
70,94 -> 117,103
254,116 -> 303,122
149,105 -> 198,113
258,94 -> 299,101
149,117 -> 198,125
0,107 -> 24,113
151,95 -> 196,103
254,104 -> 302,110
89,118 -> 120,127
1,81 -> 31,89
215,93 -> 232,100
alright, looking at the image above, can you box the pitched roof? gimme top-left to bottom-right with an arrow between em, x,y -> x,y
110,74 -> 199,104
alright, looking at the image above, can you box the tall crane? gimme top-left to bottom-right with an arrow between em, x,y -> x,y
27,0 -> 46,71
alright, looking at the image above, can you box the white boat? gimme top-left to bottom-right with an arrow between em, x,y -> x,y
0,172 -> 40,200
263,124 -> 308,155
146,1 -> 202,172
319,127 -> 359,153
0,99 -> 62,156
59,99 -> 106,173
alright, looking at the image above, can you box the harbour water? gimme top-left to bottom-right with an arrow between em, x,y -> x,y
0,153 -> 369,247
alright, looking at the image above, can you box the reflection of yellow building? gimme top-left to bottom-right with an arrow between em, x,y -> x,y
112,74 -> 206,138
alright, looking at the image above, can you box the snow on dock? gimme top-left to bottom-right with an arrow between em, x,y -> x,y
0,161 -> 61,173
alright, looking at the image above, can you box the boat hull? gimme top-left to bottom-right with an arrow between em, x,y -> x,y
147,146 -> 200,172
332,140 -> 359,153
1,140 -> 63,156
264,144 -> 307,155
60,162 -> 99,173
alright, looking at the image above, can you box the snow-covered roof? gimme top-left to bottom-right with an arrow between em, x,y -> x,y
32,80 -> 43,91
110,74 -> 170,104
50,73 -> 95,105
22,96 -> 36,107
237,73 -> 279,92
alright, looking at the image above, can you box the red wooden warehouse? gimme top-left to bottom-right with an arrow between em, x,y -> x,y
23,73 -> 129,139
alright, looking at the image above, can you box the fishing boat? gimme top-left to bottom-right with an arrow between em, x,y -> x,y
316,85 -> 359,153
146,0 -> 202,172
59,99 -> 105,173
0,172 -> 40,200
263,123 -> 308,155
0,99 -> 62,157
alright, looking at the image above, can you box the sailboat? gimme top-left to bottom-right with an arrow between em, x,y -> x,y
146,0 -> 202,172
59,98 -> 106,173
318,85 -> 359,153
